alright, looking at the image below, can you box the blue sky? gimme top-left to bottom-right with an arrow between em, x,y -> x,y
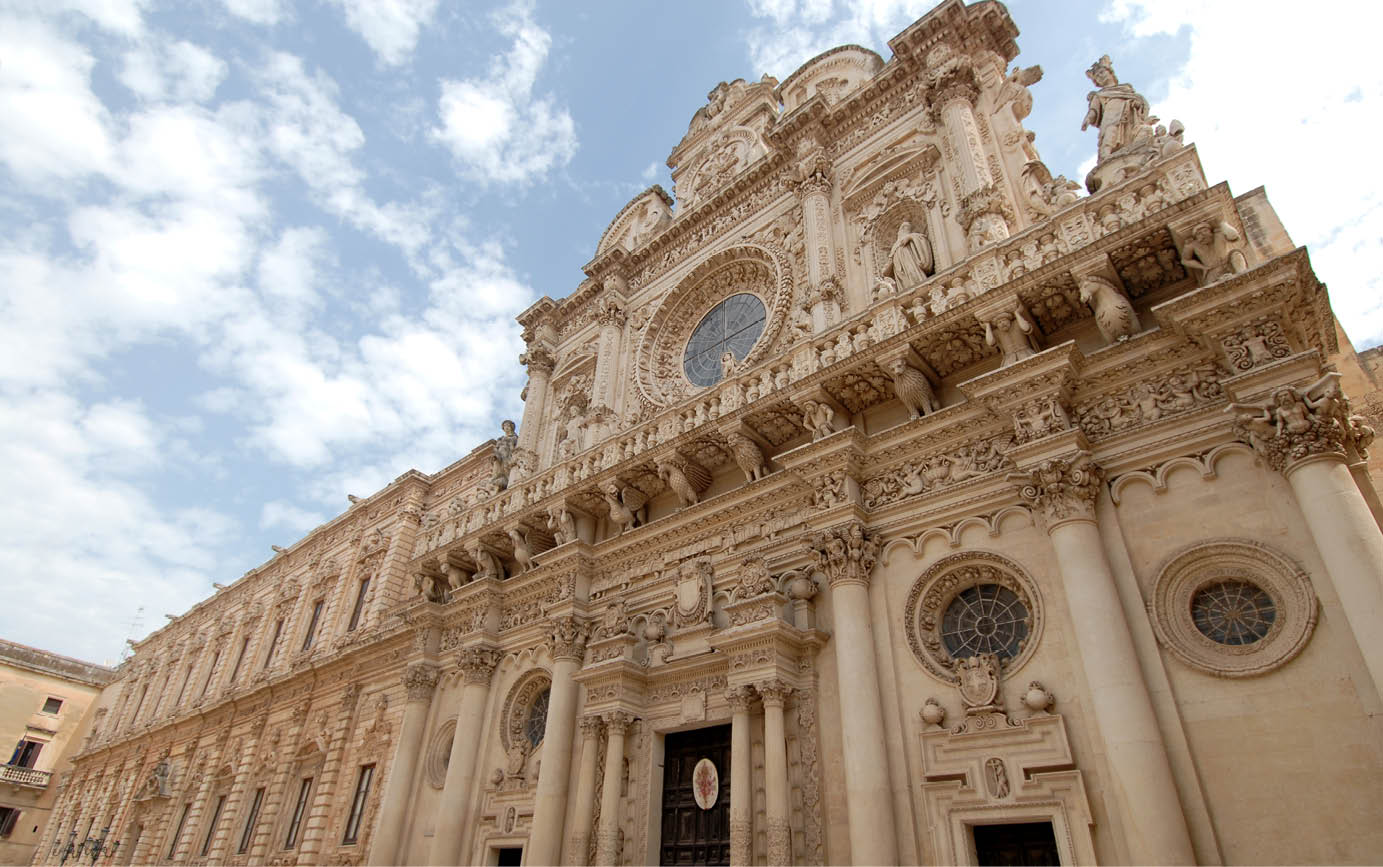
3,0 -> 1381,664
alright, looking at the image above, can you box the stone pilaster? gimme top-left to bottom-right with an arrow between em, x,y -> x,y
368,662 -> 438,866
296,684 -> 361,862
428,646 -> 502,865
1012,451 -> 1194,864
518,344 -> 556,455
810,521 -> 897,865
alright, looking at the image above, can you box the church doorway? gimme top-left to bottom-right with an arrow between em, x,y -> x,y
659,724 -> 731,866
972,821 -> 1060,866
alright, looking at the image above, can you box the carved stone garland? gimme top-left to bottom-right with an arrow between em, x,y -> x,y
902,551 -> 1044,683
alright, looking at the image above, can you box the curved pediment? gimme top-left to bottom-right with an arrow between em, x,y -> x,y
595,186 -> 673,257
778,44 -> 885,113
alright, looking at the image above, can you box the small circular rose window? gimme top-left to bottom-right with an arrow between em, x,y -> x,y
940,584 -> 1031,661
682,293 -> 766,387
1191,581 -> 1276,646
524,688 -> 550,747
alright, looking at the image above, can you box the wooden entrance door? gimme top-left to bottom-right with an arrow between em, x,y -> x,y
660,725 -> 731,866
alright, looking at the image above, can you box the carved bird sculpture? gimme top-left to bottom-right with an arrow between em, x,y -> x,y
726,432 -> 769,484
887,358 -> 939,419
602,482 -> 647,534
658,458 -> 711,508
346,494 -> 361,504
1078,275 -> 1140,344
507,528 -> 535,573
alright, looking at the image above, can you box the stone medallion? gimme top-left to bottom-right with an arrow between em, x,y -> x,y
692,758 -> 719,810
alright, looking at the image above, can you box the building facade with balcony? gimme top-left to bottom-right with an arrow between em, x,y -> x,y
39,1 -> 1383,865
0,640 -> 112,865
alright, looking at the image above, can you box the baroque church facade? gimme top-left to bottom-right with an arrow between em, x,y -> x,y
40,1 -> 1383,864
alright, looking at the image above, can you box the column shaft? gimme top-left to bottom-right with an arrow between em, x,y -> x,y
567,718 -> 603,866
370,664 -> 438,866
728,692 -> 753,867
429,650 -> 499,866
594,715 -> 630,865
1286,457 -> 1383,698
760,685 -> 792,866
1048,518 -> 1195,864
830,582 -> 898,865
526,656 -> 581,865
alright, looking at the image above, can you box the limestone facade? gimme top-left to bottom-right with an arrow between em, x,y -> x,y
44,1 -> 1383,865
0,640 -> 113,866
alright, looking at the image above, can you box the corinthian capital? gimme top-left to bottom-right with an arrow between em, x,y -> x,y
402,662 -> 440,701
546,615 -> 590,662
809,520 -> 880,588
1011,453 -> 1104,527
1226,371 -> 1356,474
457,646 -> 502,684
519,344 -> 556,375
602,710 -> 636,735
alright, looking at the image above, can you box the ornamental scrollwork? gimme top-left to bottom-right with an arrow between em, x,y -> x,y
1011,454 -> 1104,525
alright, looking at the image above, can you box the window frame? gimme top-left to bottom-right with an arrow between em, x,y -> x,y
341,764 -> 375,845
301,600 -> 325,652
200,794 -> 226,857
346,577 -> 371,633
168,803 -> 192,859
41,697 -> 63,715
238,787 -> 265,855
284,777 -> 313,849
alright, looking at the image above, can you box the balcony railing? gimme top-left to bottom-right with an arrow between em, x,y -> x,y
1,763 -> 52,788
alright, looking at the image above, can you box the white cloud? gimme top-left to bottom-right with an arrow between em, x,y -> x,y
742,0 -> 933,77
330,0 -> 438,66
119,40 -> 227,103
260,500 -> 327,533
221,0 -> 284,25
641,160 -> 659,182
1099,0 -> 1383,348
431,0 -> 577,184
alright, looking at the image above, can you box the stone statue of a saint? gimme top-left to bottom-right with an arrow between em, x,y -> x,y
487,419 -> 519,491
883,220 -> 933,288
1081,55 -> 1151,162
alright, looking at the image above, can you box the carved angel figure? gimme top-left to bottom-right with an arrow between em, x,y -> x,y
883,220 -> 934,289
1225,372 -> 1349,462
800,399 -> 836,441
658,458 -> 711,508
601,482 -> 647,534
1081,55 -> 1152,161
726,432 -> 769,483
1178,221 -> 1248,286
1078,275 -> 1140,344
507,528 -> 535,573
997,64 -> 1043,121
985,307 -> 1038,367
887,357 -> 938,419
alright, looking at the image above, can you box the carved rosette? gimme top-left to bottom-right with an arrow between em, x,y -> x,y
809,521 -> 880,588
402,663 -> 439,702
457,646 -> 502,685
1013,454 -> 1104,527
546,615 -> 590,662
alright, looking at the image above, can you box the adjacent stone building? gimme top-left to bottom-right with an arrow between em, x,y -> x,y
0,640 -> 113,865
42,1 -> 1383,864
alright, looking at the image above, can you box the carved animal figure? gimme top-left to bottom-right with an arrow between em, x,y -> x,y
657,458 -> 711,508
1078,275 -> 1140,343
507,528 -> 534,573
546,506 -> 576,545
469,543 -> 503,581
887,358 -> 938,418
801,399 -> 836,440
726,432 -> 769,483
601,482 -> 648,533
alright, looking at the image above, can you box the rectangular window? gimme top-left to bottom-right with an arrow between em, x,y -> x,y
9,739 -> 43,769
301,600 -> 325,651
263,619 -> 284,669
174,663 -> 193,705
130,684 -> 149,722
346,577 -> 371,632
341,764 -> 375,844
0,807 -> 19,837
229,636 -> 251,683
237,787 -> 265,854
200,794 -> 226,856
41,697 -> 63,714
168,804 -> 191,858
198,651 -> 221,698
284,777 -> 313,849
